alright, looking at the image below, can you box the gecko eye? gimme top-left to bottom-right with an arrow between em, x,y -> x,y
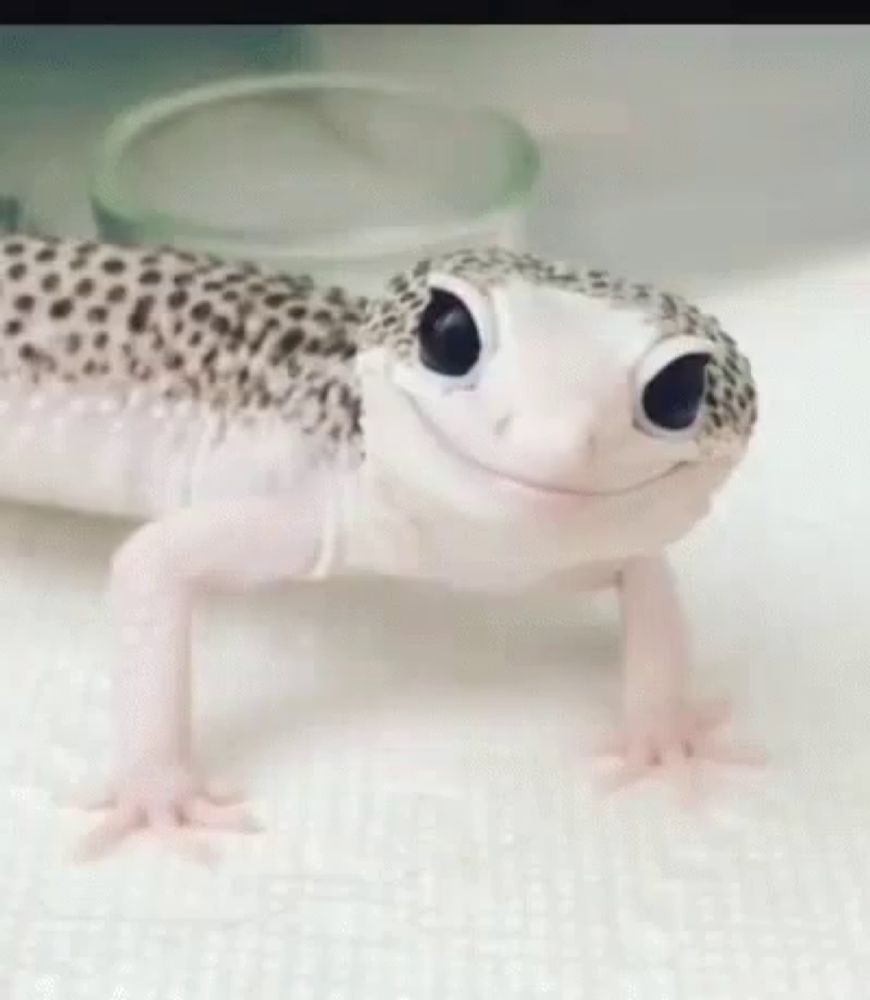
639,352 -> 710,433
417,288 -> 482,378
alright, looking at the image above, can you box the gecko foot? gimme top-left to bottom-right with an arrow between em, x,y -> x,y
590,699 -> 766,805
72,762 -> 262,864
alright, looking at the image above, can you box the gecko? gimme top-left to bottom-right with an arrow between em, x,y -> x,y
0,236 -> 759,858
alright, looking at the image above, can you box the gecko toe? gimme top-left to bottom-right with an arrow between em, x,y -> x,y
595,758 -> 652,795
73,805 -> 142,862
692,698 -> 733,736
203,780 -> 246,806
185,799 -> 262,833
149,804 -> 183,835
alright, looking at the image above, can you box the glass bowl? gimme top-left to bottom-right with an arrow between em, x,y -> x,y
89,73 -> 540,294
6,27 -> 315,238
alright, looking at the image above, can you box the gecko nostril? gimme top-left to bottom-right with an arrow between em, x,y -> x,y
493,414 -> 512,436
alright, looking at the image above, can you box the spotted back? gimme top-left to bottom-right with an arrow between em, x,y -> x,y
0,236 -> 367,448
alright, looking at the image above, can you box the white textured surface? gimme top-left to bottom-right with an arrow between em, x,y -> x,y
2,250 -> 869,998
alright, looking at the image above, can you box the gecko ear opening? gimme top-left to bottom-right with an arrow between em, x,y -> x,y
635,337 -> 717,436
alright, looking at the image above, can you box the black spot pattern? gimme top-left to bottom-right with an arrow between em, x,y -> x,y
362,246 -> 758,444
191,301 -> 212,322
49,299 -> 73,320
0,236 -> 754,461
4,235 -> 368,441
129,297 -> 153,334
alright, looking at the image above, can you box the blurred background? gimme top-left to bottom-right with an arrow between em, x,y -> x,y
316,25 -> 870,294
3,25 -> 869,295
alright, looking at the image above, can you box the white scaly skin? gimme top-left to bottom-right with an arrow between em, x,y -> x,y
0,237 -> 759,860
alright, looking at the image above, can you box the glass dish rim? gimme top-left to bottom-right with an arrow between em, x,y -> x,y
89,71 -> 541,263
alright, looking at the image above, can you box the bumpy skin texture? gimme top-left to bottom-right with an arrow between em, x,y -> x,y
0,238 -> 754,463
365,248 -> 757,446
0,237 -> 760,859
0,235 -> 365,447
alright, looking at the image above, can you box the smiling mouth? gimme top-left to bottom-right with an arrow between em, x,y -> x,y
404,393 -> 681,500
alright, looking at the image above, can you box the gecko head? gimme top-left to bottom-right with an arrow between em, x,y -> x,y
355,248 -> 757,531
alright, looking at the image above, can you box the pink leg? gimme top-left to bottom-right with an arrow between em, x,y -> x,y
592,556 -> 765,803
73,485 -> 331,862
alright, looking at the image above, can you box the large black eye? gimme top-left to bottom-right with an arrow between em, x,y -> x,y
417,288 -> 481,377
641,352 -> 710,431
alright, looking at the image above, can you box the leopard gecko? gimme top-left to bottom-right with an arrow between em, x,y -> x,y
0,236 -> 759,857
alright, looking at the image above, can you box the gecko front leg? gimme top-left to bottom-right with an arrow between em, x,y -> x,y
596,555 -> 764,799
76,483 -> 331,861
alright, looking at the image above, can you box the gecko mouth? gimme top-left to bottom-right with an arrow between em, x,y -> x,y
404,393 -> 682,500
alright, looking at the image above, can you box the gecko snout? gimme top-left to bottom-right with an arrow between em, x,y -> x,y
494,408 -> 597,472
